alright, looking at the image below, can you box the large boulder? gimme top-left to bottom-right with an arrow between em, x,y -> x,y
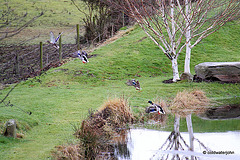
195,62 -> 240,82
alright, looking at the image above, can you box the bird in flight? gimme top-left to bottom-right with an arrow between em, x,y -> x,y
47,31 -> 62,49
77,50 -> 89,63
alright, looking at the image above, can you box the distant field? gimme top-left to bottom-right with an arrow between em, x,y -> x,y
0,0 -> 86,45
0,0 -> 84,27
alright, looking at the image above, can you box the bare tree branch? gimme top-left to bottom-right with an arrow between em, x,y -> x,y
0,2 -> 44,41
0,83 -> 19,104
106,0 -> 239,81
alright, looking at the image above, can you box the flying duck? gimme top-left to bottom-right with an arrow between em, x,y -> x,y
47,31 -> 62,49
147,101 -> 165,114
77,50 -> 89,63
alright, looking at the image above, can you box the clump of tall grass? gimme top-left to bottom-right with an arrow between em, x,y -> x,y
98,98 -> 134,128
53,144 -> 83,160
170,90 -> 210,117
72,98 -> 134,159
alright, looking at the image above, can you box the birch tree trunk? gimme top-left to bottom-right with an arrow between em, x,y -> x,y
172,58 -> 180,82
184,0 -> 191,74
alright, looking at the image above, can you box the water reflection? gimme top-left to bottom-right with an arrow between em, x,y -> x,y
113,129 -> 130,159
113,97 -> 240,160
116,129 -> 240,160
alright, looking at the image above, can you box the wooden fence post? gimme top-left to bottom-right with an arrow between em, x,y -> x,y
76,24 -> 80,50
111,24 -> 114,37
59,33 -> 62,62
15,52 -> 19,76
40,42 -> 43,70
122,11 -> 125,27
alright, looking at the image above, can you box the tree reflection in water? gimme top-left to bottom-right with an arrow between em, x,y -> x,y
151,114 -> 210,160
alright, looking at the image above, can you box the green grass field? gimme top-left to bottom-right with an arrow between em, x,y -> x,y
0,1 -> 240,159
0,0 -> 85,45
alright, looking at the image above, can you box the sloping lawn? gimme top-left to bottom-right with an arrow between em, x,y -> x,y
0,20 -> 240,159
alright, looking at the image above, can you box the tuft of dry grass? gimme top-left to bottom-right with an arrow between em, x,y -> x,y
170,90 -> 210,117
72,98 -> 133,159
53,144 -> 83,160
98,98 -> 134,126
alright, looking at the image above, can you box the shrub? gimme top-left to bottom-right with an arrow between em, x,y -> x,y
73,98 -> 133,159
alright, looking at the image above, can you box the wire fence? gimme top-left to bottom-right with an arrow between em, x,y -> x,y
0,25 -> 81,84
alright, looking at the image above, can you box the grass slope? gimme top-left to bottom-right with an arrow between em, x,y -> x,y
0,21 -> 240,159
0,0 -> 85,45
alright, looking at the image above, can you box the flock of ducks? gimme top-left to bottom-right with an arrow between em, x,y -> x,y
47,32 -> 165,115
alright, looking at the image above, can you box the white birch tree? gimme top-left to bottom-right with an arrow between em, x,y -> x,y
107,0 -> 240,82
182,0 -> 239,74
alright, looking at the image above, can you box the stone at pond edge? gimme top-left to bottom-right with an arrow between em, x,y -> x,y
194,62 -> 240,82
3,119 -> 17,138
199,104 -> 240,120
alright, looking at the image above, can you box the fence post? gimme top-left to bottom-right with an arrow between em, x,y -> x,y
122,11 -> 125,27
59,33 -> 62,62
15,52 -> 19,76
76,24 -> 80,50
40,41 -> 43,70
111,24 -> 114,37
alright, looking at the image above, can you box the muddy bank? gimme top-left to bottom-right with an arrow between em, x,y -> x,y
163,75 -> 240,84
200,104 -> 240,120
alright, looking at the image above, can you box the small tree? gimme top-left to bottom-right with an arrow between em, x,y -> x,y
181,0 -> 239,74
107,0 -> 240,82
72,0 -> 131,45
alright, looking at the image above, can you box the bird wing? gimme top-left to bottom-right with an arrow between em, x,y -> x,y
77,52 -> 81,58
55,32 -> 63,43
132,79 -> 136,85
156,105 -> 165,114
136,81 -> 140,88
82,50 -> 88,57
158,106 -> 164,112
82,55 -> 89,63
126,80 -> 133,86
50,31 -> 55,43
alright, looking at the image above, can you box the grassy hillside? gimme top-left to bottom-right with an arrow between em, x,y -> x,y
0,0 -> 85,45
0,9 -> 240,160
0,0 -> 83,27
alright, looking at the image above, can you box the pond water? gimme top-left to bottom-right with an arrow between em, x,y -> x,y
116,129 -> 240,160
112,97 -> 240,160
